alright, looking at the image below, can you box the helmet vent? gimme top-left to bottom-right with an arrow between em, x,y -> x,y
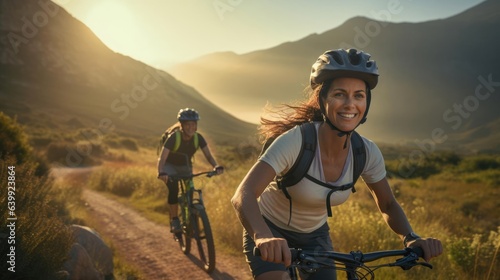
330,51 -> 344,65
348,49 -> 361,65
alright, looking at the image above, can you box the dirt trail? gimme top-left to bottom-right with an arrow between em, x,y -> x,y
83,189 -> 252,280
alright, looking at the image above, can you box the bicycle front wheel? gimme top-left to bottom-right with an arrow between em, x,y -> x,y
192,204 -> 216,273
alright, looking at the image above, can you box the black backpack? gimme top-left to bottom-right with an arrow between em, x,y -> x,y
260,122 -> 366,224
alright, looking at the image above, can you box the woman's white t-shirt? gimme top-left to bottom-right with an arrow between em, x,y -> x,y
259,122 -> 386,233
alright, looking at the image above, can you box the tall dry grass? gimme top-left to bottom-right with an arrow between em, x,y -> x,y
86,147 -> 499,280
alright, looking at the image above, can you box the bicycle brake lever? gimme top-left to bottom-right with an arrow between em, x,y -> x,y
205,171 -> 217,177
419,262 -> 433,269
296,253 -> 335,269
394,254 -> 433,270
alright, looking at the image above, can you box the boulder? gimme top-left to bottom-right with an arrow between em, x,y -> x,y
61,225 -> 114,280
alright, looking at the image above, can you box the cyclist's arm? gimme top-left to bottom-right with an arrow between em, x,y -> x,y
157,147 -> 170,181
366,178 -> 443,261
231,161 -> 291,267
366,178 -> 413,242
200,146 -> 221,171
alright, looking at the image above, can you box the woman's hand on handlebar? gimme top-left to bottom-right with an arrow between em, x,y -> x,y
214,165 -> 224,175
406,237 -> 443,262
255,237 -> 291,267
157,172 -> 169,183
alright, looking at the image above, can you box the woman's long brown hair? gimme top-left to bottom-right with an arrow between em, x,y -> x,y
258,84 -> 327,142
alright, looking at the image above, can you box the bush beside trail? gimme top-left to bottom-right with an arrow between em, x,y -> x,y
0,112 -> 118,279
0,113 -> 72,279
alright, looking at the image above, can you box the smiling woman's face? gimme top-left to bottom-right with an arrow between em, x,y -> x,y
181,121 -> 197,138
322,77 -> 367,132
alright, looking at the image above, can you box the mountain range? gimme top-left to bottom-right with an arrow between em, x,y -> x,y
169,0 -> 500,151
0,0 -> 256,148
1,0 -> 498,153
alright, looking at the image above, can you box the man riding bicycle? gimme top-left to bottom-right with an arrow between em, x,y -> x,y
157,108 -> 224,233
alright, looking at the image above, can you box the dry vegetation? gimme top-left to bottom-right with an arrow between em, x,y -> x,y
2,112 -> 498,279
81,142 -> 499,280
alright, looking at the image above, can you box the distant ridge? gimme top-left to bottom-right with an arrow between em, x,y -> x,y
169,0 -> 500,152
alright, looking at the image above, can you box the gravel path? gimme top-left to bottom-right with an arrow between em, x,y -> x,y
83,189 -> 252,280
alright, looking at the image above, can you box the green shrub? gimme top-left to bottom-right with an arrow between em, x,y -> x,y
0,158 -> 73,279
88,165 -> 164,198
0,113 -> 50,176
120,138 -> 139,151
460,201 -> 480,217
0,113 -> 75,278
108,171 -> 141,197
386,151 -> 462,179
45,141 -> 104,167
447,228 -> 500,279
0,112 -> 32,163
427,151 -> 462,166
448,237 -> 475,273
459,155 -> 500,172
87,167 -> 113,192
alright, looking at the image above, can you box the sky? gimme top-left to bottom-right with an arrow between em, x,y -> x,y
53,0 -> 484,69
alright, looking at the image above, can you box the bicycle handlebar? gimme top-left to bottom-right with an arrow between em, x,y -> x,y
253,246 -> 432,270
168,170 -> 218,180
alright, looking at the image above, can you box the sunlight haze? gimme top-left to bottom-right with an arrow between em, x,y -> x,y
54,0 -> 483,68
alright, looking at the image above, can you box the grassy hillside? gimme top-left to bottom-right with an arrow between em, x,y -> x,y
0,0 -> 257,153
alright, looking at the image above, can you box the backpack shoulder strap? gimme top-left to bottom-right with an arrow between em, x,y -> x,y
350,131 -> 366,193
274,122 -> 317,226
193,132 -> 199,150
172,130 -> 182,153
172,131 -> 199,152
259,137 -> 274,157
157,131 -> 168,156
276,122 -> 317,189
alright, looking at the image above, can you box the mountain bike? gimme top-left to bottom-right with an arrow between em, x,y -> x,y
254,246 -> 432,279
169,170 -> 218,273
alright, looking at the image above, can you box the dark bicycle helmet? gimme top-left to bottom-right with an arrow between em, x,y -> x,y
311,49 -> 379,147
310,48 -> 379,90
177,108 -> 200,122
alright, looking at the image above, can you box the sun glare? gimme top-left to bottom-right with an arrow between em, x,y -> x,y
83,1 -> 150,60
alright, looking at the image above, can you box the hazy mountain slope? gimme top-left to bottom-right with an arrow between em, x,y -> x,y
0,0 -> 257,146
169,0 -> 500,151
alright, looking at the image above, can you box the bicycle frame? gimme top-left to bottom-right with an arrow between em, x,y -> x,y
178,177 -> 204,230
170,171 -> 218,273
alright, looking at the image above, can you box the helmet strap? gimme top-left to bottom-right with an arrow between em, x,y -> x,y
359,87 -> 372,124
322,115 -> 351,149
318,81 -> 351,149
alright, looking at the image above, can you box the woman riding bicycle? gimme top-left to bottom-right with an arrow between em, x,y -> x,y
157,108 -> 223,233
231,49 -> 443,280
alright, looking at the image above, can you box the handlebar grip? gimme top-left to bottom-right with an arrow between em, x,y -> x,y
253,247 -> 261,256
206,171 -> 217,178
253,247 -> 300,260
410,246 -> 424,258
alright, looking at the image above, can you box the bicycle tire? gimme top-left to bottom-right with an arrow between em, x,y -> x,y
192,203 -> 216,273
178,203 -> 192,254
